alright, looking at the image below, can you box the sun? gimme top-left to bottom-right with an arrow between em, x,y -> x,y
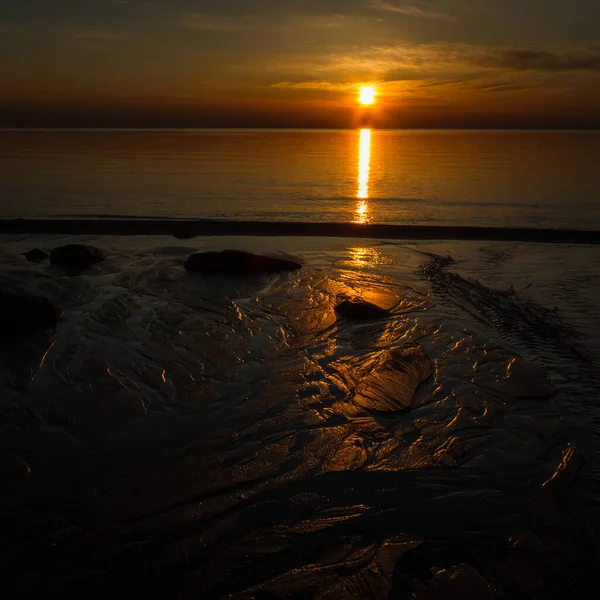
358,86 -> 376,105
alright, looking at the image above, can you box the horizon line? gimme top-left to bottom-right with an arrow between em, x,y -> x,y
2,126 -> 600,133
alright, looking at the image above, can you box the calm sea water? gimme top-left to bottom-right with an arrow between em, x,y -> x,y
1,129 -> 599,229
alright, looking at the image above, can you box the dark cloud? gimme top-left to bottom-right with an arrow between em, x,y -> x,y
477,81 -> 539,93
490,49 -> 600,72
417,76 -> 539,94
418,76 -> 479,88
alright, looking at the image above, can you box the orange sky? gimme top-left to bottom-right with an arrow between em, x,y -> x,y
1,1 -> 600,128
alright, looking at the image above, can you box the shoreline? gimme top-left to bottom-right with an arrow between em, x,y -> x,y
2,219 -> 600,244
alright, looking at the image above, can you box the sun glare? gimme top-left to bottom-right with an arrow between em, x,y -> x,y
354,128 -> 371,224
359,86 -> 376,105
357,129 -> 371,200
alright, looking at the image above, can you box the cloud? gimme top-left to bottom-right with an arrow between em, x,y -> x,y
262,41 -> 600,105
418,76 -> 479,88
477,81 -> 539,93
491,49 -> 600,72
270,81 -> 354,91
368,0 -> 457,22
269,42 -> 600,82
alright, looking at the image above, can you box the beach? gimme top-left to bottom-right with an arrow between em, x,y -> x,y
1,233 -> 599,598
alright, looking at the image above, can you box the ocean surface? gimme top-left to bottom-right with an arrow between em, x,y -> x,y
1,129 -> 600,229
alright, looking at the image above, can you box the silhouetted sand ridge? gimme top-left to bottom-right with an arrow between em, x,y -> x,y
2,219 -> 600,244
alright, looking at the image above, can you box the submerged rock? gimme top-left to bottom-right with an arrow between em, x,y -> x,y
335,298 -> 390,320
185,250 -> 302,275
23,248 -> 49,262
50,244 -> 106,268
0,288 -> 62,335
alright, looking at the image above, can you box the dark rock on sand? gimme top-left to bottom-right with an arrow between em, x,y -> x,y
23,248 -> 49,262
50,244 -> 106,268
185,250 -> 302,275
335,298 -> 390,320
0,288 -> 62,335
173,232 -> 197,240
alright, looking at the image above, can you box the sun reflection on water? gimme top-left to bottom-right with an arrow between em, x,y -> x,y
355,129 -> 371,224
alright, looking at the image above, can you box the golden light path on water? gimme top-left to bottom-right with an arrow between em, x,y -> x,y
355,128 -> 371,224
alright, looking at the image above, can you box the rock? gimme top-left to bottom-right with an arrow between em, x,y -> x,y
185,250 -> 302,275
0,288 -> 62,335
23,248 -> 49,262
50,244 -> 106,268
335,299 -> 390,320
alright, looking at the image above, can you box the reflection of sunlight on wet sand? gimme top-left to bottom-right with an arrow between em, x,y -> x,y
348,246 -> 386,269
354,129 -> 371,224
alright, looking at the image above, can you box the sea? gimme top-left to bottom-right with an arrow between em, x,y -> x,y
1,129 -> 600,228
1,129 -> 599,598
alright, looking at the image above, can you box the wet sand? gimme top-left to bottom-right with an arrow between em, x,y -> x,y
0,235 -> 598,598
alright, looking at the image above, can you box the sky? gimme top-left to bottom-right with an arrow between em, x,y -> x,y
1,0 -> 599,128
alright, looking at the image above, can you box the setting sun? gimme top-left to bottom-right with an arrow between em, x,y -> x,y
358,86 -> 376,105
